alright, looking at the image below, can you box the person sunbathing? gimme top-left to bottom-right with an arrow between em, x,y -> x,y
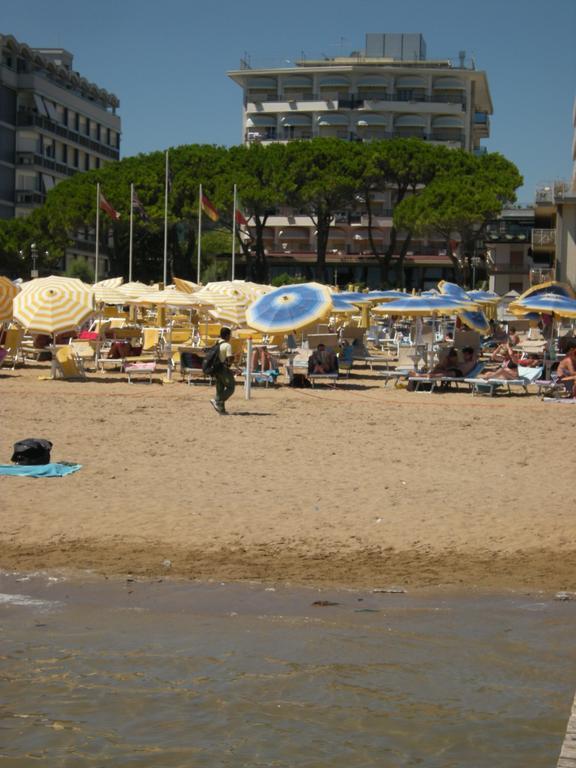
308,344 -> 338,375
478,351 -> 538,381
252,345 -> 273,372
556,346 -> 576,396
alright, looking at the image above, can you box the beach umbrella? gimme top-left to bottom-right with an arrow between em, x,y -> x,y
130,288 -> 213,308
516,280 -> 575,302
509,293 -> 576,319
173,277 -> 200,294
94,277 -> 123,289
467,290 -> 501,304
208,301 -> 248,327
13,276 -> 94,334
0,276 -> 20,323
117,281 -> 156,299
246,282 -> 333,333
330,295 -> 358,315
92,286 -> 129,305
373,294 -> 476,317
437,281 -> 490,334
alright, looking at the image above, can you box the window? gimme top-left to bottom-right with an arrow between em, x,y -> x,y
96,123 -> 101,141
73,148 -> 79,167
84,153 -> 90,170
62,144 -> 68,163
510,250 -> 524,266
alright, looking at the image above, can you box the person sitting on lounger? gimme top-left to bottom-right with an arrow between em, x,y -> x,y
555,345 -> 576,396
252,345 -> 273,372
308,344 -> 338,375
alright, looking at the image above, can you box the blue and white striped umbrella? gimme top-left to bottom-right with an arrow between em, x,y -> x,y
509,292 -> 576,319
334,291 -> 373,304
246,282 -> 333,333
365,290 -> 407,302
331,295 -> 358,314
373,294 -> 476,317
438,281 -> 490,333
467,289 -> 501,304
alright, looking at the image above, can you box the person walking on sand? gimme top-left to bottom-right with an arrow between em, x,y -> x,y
210,327 -> 236,415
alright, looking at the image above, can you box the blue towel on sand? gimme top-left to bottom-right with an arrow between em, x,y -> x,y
0,463 -> 82,477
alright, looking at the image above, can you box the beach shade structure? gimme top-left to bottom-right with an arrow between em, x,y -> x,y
330,295 -> 358,315
467,289 -> 501,305
173,277 -> 200,294
516,280 -> 575,302
366,290 -> 408,302
117,281 -> 156,299
333,291 -> 374,305
458,309 -> 491,334
208,300 -> 248,328
13,276 -> 94,334
373,294 -> 476,317
0,276 -> 20,323
508,292 -> 576,319
94,277 -> 123,289
92,285 -> 129,306
246,282 -> 333,333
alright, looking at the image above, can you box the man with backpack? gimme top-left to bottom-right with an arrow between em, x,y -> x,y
204,327 -> 236,415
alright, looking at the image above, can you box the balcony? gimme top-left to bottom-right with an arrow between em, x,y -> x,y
488,262 -> 530,274
532,228 -> 556,247
16,111 -> 120,160
16,152 -> 77,177
247,91 -> 466,111
15,190 -> 46,206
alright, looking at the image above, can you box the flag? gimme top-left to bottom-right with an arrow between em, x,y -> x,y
201,194 -> 219,222
133,190 -> 150,222
235,208 -> 248,226
100,192 -> 121,221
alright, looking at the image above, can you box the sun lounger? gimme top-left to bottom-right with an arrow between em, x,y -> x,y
466,365 -> 543,396
125,360 -> 157,383
408,362 -> 485,393
0,327 -> 25,369
55,347 -> 86,380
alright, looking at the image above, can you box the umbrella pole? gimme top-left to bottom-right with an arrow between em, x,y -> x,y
51,332 -> 57,379
245,337 -> 252,400
164,317 -> 173,383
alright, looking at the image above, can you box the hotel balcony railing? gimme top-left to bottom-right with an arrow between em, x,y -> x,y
532,228 -> 556,247
16,152 -> 77,177
246,92 -> 465,107
487,262 -> 530,274
15,190 -> 46,205
16,111 -> 120,160
246,130 -> 464,145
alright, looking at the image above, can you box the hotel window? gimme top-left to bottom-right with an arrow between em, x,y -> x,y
84,153 -> 90,171
85,118 -> 90,136
96,123 -> 101,141
106,127 -> 111,145
62,144 -> 68,163
74,112 -> 80,132
73,148 -> 79,167
63,107 -> 68,126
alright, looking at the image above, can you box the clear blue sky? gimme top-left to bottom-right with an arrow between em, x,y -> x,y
4,0 -> 575,203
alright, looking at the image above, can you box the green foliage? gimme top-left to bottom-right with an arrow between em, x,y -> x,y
65,257 -> 94,283
271,273 -> 308,287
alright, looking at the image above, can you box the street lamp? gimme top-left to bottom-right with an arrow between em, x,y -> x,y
471,255 -> 482,288
18,243 -> 48,278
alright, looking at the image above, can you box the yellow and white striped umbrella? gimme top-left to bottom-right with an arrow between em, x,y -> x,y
173,277 -> 200,294
94,277 -> 123,289
13,275 -> 94,334
117,281 -> 155,299
0,276 -> 20,322
92,286 -> 129,305
129,288 -> 214,308
208,301 -> 248,327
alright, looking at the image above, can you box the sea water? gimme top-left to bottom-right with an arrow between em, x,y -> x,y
0,571 -> 575,767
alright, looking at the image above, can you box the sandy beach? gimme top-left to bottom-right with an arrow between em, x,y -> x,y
2,363 -> 575,590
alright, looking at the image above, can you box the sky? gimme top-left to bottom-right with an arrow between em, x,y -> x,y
3,0 -> 575,203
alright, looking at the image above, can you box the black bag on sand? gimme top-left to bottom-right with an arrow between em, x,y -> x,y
11,438 -> 53,465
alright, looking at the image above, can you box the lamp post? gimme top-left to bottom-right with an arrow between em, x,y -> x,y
19,243 -> 47,278
471,255 -> 482,289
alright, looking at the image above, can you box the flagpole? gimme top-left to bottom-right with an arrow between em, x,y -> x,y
231,183 -> 237,281
95,182 -> 100,283
163,150 -> 169,287
129,183 -> 134,283
197,183 -> 202,284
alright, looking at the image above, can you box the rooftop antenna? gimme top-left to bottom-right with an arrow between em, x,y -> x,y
458,50 -> 466,67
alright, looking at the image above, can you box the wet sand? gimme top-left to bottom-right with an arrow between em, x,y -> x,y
2,363 -> 576,590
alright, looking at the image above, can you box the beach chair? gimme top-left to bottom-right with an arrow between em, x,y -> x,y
180,351 -> 210,385
141,328 -> 163,357
408,362 -> 486,393
0,327 -> 25,369
125,360 -> 157,384
69,339 -> 99,369
55,347 -> 86,380
467,365 -> 543,397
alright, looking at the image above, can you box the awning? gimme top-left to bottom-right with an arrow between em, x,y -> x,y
356,75 -> 389,87
431,116 -> 464,128
282,76 -> 312,88
394,114 -> 426,127
247,77 -> 277,89
394,76 -> 426,89
44,100 -> 59,122
33,94 -> 48,117
319,76 -> 350,87
356,114 -> 388,127
317,114 -> 349,126
280,114 -> 312,127
42,174 -> 55,191
246,115 -> 277,128
433,77 -> 465,90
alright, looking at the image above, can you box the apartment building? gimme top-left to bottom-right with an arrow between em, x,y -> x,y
0,34 -> 121,274
228,33 -> 492,286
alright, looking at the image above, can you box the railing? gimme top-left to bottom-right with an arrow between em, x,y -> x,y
532,228 -> 556,246
15,152 -> 77,177
15,190 -> 46,205
246,92 -> 465,107
16,111 -> 120,160
246,130 -> 464,145
487,262 -> 530,274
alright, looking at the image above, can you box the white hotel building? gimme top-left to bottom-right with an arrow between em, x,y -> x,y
228,33 -> 493,287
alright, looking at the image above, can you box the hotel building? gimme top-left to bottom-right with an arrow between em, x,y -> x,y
228,33 -> 492,287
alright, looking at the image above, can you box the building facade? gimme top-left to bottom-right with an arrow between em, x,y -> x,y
0,34 -> 121,274
228,33 -> 492,287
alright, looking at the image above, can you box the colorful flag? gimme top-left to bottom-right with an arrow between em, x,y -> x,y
133,190 -> 150,221
235,208 -> 248,226
201,194 -> 219,222
100,192 -> 121,221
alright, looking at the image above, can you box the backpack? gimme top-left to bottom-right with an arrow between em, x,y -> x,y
11,438 -> 53,465
202,342 -> 223,375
